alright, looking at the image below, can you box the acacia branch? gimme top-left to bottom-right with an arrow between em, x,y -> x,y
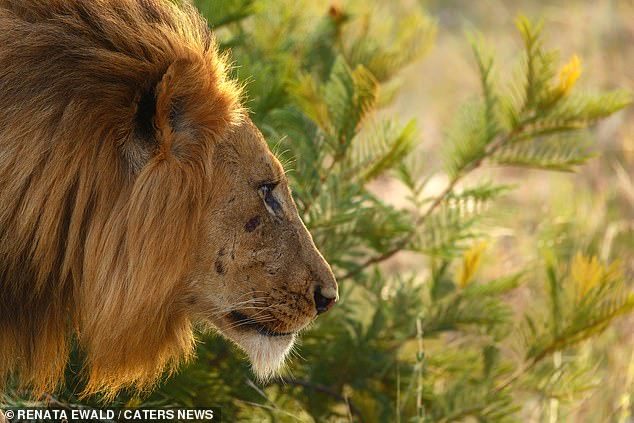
339,118 -> 534,281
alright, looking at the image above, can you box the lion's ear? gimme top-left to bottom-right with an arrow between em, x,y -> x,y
130,57 -> 240,168
132,60 -> 193,161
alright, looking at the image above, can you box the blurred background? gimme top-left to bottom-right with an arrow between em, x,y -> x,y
383,1 -> 634,420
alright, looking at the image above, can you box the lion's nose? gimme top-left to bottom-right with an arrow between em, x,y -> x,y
314,286 -> 336,314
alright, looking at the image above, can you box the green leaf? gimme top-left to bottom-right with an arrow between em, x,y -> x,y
344,10 -> 436,82
443,100 -> 490,177
350,119 -> 417,182
413,186 -> 501,257
289,73 -> 333,133
324,57 -> 379,150
493,132 -> 594,171
463,272 -> 524,298
469,33 -> 500,143
549,90 -> 632,125
526,293 -> 634,362
194,0 -> 256,28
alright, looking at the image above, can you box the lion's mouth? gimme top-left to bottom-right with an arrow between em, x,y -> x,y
228,311 -> 294,338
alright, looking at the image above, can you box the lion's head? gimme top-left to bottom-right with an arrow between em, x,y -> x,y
0,0 -> 337,396
190,118 -> 338,376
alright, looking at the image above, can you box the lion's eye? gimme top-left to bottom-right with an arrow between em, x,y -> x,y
259,182 -> 282,216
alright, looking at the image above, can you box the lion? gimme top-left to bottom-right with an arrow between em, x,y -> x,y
0,0 -> 338,398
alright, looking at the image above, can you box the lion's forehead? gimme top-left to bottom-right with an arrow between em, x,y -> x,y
222,119 -> 285,184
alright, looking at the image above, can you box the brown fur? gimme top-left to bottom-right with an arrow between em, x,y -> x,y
0,0 -> 337,398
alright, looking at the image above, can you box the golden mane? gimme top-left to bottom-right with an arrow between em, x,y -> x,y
0,0 -> 241,396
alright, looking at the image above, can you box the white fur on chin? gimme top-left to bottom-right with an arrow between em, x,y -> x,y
241,333 -> 295,381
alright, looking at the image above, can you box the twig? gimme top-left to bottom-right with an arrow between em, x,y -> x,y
415,318 -> 426,422
494,356 -> 539,394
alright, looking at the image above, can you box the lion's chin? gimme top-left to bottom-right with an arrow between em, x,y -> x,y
204,313 -> 297,380
236,332 -> 296,381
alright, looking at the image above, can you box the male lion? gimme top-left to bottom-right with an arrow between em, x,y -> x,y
0,0 -> 337,397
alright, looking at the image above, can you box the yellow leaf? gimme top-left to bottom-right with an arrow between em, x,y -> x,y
571,252 -> 622,299
458,242 -> 488,288
555,55 -> 582,97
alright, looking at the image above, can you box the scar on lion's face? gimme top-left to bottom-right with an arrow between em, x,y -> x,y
0,0 -> 337,397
